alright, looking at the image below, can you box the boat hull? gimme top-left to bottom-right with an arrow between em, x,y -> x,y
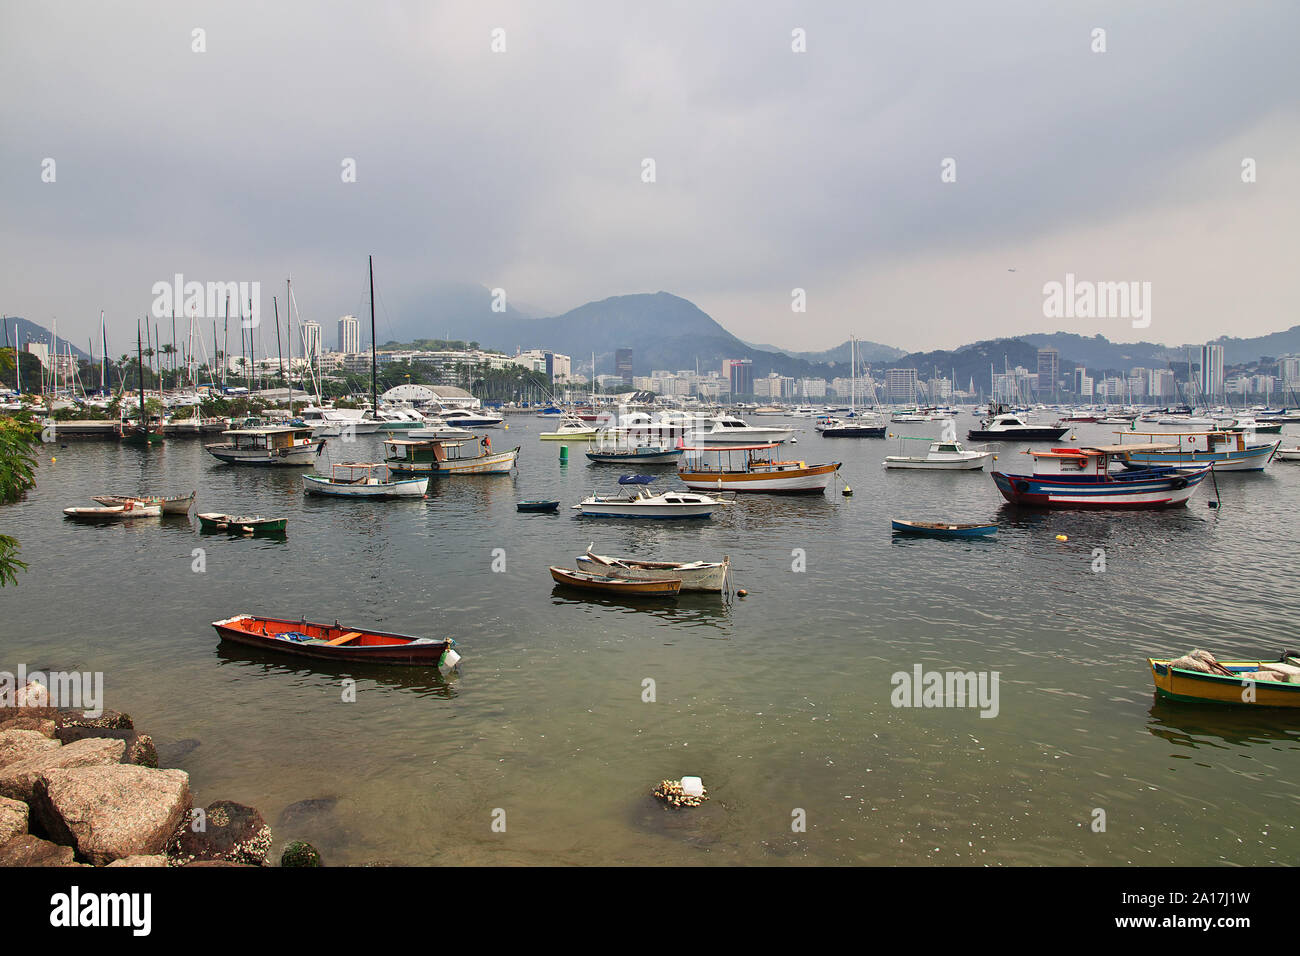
991,467 -> 1209,508
576,554 -> 729,591
93,492 -> 195,514
883,456 -> 990,470
820,425 -> 887,437
1119,443 -> 1279,472
891,520 -> 997,537
549,567 -> 681,597
389,446 -> 520,476
585,449 -> 684,464
1149,659 -> 1300,707
677,461 -> 839,493
206,441 -> 325,466
212,614 -> 451,665
197,514 -> 287,534
302,475 -> 428,498
967,427 -> 1069,441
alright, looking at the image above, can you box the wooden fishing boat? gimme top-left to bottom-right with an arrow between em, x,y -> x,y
548,566 -> 682,597
302,463 -> 428,498
212,613 -> 458,665
992,445 -> 1212,508
64,500 -> 162,521
92,491 -> 195,515
677,443 -> 841,493
891,519 -> 997,538
576,547 -> 730,591
197,513 -> 287,535
1113,430 -> 1279,472
206,426 -> 325,466
1149,653 -> 1300,707
384,437 -> 520,476
585,441 -> 683,465
517,499 -> 560,512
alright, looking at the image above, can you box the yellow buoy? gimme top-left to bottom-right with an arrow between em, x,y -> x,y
842,485 -> 853,496
737,588 -> 748,597
1055,534 -> 1067,542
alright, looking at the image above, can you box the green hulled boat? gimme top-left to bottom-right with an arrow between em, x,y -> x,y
197,513 -> 287,535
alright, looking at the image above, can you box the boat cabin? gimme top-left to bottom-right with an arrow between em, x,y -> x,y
1029,444 -> 1177,475
385,436 -> 494,464
219,426 -> 316,451
680,443 -> 804,474
1117,430 -> 1252,455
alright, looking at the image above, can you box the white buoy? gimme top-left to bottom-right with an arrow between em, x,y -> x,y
681,776 -> 704,797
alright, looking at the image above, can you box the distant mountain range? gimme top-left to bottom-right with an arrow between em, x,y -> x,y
7,287 -> 1299,385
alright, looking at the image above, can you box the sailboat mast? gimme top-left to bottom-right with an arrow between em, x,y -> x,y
275,296 -> 289,415
137,319 -> 146,429
369,255 -> 377,415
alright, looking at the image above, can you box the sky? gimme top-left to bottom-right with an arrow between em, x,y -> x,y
2,1 -> 1298,356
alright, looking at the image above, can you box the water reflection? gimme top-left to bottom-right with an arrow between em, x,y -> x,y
548,588 -> 734,630
213,641 -> 458,699
1146,700 -> 1300,750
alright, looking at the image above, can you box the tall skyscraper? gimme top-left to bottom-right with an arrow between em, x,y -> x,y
727,358 -> 753,396
1199,344 -> 1224,400
615,348 -> 633,385
337,315 -> 360,353
1036,348 -> 1059,398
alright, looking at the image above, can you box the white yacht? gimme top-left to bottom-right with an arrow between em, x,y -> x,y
689,414 -> 794,444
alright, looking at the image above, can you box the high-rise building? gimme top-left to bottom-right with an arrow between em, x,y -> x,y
1280,357 -> 1300,385
615,348 -> 633,385
885,368 -> 919,402
727,358 -> 753,396
301,321 -> 323,363
1149,368 -> 1175,399
337,315 -> 360,354
1036,348 -> 1060,396
1199,344 -> 1225,400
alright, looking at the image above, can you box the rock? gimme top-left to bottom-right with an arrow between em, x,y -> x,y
0,737 -> 125,802
154,738 -> 200,765
0,680 -> 60,720
181,860 -> 254,867
0,717 -> 58,738
54,728 -> 157,768
280,840 -> 322,867
106,854 -> 168,867
277,797 -> 347,853
56,709 -> 133,731
0,833 -> 81,867
0,795 -> 29,845
168,800 -> 272,867
32,765 -> 190,866
0,729 -> 61,770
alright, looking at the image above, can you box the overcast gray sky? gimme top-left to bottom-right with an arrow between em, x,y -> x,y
2,1 -> 1297,354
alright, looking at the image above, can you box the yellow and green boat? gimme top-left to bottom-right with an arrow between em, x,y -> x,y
1149,655 -> 1300,707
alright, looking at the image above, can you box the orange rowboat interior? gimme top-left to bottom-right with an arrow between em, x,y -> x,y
211,614 -> 455,665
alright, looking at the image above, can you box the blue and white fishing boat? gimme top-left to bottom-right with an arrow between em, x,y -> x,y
1112,431 -> 1280,472
992,444 -> 1212,509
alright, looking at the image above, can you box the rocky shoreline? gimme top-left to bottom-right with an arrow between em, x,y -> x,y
0,682 -> 317,867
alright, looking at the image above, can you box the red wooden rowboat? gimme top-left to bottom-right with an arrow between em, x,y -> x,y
211,614 -> 457,665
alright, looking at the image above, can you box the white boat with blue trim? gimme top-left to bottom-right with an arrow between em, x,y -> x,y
1114,431 -> 1280,472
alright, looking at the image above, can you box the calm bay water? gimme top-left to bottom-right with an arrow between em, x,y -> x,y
2,415 -> 1298,865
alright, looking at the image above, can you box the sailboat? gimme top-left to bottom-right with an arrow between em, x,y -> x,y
121,320 -> 164,445
818,336 -> 886,437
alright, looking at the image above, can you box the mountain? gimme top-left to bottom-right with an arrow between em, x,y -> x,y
1,318 -> 92,361
1206,325 -> 1300,365
1016,333 -> 1177,371
740,338 -> 906,365
391,290 -> 874,378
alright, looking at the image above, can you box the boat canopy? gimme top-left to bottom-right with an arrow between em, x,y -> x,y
618,475 -> 658,484
678,443 -> 780,452
1029,443 -> 1177,458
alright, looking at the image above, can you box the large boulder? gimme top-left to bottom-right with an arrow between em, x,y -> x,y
0,737 -> 125,802
0,717 -> 58,738
0,729 -> 61,770
0,833 -> 81,867
0,681 -> 60,721
32,765 -> 190,866
0,794 -> 28,845
168,801 -> 272,867
54,727 -> 157,768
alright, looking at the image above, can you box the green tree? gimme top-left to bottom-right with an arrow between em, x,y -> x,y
0,416 -> 40,585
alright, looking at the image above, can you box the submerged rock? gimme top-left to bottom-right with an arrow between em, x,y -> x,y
33,765 -> 191,866
281,840 -> 322,867
277,797 -> 347,853
169,800 -> 272,867
0,736 -> 125,802
154,738 -> 201,765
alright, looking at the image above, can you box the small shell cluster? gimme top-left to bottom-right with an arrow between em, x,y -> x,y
652,779 -> 708,808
